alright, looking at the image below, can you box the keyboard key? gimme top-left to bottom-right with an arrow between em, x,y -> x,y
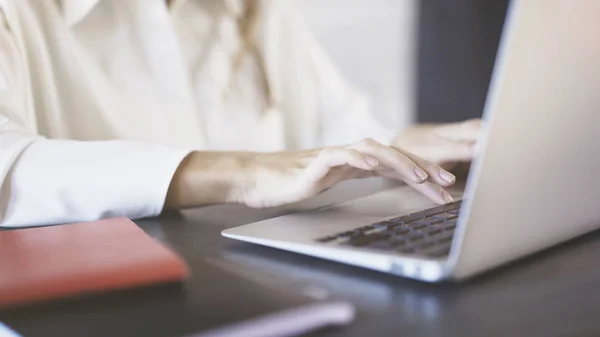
425,246 -> 452,257
392,227 -> 411,235
347,232 -> 391,247
366,241 -> 398,251
389,201 -> 461,223
337,229 -> 367,239
408,219 -> 436,229
432,212 -> 458,221
317,236 -> 337,243
389,214 -> 426,223
316,200 -> 464,258
406,233 -> 426,243
409,224 -> 428,231
423,227 -> 443,236
407,201 -> 462,217
344,236 -> 371,247
429,230 -> 454,242
332,231 -> 351,239
416,241 -> 436,251
379,229 -> 398,237
421,240 -> 453,257
437,233 -> 455,243
373,221 -> 404,230
372,222 -> 391,229
438,221 -> 457,230
397,246 -> 416,254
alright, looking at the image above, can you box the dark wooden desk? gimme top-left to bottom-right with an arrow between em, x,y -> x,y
4,179 -> 600,336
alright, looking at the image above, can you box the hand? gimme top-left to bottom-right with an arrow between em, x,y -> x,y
393,119 -> 482,170
166,139 -> 459,210
239,138 -> 459,207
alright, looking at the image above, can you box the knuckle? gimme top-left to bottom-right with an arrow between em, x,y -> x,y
345,148 -> 363,159
319,147 -> 337,157
359,138 -> 378,147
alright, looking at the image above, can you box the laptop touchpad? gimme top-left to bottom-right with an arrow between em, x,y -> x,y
328,185 -> 464,218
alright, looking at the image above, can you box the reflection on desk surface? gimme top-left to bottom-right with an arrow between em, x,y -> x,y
222,228 -> 600,336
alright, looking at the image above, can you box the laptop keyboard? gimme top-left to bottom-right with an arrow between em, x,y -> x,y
315,200 -> 462,258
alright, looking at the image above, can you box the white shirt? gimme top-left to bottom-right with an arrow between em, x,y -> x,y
0,0 -> 396,227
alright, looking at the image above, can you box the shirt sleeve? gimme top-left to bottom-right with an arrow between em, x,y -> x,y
0,7 -> 191,228
265,0 -> 398,147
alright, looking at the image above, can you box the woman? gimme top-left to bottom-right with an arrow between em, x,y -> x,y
0,0 -> 480,227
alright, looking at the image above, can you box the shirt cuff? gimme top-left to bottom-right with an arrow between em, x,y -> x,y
3,139 -> 192,227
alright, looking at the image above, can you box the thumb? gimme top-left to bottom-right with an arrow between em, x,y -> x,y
432,140 -> 476,164
436,119 -> 483,142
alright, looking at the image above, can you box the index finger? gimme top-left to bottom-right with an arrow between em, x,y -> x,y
350,138 -> 445,185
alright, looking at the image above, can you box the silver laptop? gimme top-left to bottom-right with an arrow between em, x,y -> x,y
222,0 -> 600,282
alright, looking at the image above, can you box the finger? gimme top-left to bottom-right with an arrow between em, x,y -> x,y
300,147 -> 378,183
375,167 -> 443,189
436,141 -> 476,164
350,138 -> 431,184
351,138 -> 456,185
376,167 -> 453,204
436,119 -> 483,142
406,180 -> 455,205
413,139 -> 476,164
392,148 -> 456,186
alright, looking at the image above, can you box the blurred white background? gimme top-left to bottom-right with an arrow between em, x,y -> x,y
294,0 -> 417,131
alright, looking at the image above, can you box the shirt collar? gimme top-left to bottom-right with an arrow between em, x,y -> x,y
58,0 -> 239,27
58,0 -> 100,26
59,0 -> 194,27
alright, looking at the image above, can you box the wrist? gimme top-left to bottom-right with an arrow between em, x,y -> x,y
165,151 -> 253,209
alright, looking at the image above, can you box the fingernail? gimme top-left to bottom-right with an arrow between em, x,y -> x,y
364,157 -> 379,168
439,170 -> 456,183
414,167 -> 428,181
441,190 -> 454,203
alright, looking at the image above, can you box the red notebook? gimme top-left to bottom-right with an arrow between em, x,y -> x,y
0,218 -> 188,308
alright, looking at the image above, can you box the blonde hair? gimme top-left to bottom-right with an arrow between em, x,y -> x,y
230,0 -> 273,108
